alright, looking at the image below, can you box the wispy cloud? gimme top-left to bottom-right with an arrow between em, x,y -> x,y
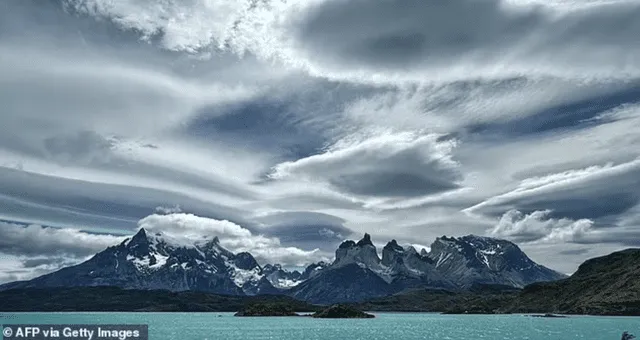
1,0 -> 639,279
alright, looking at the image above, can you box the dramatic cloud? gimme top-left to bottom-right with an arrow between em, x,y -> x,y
489,210 -> 595,244
270,132 -> 461,198
0,221 -> 125,258
63,0 -> 640,83
253,211 -> 352,250
293,0 -> 640,82
1,0 -> 640,280
62,0 -> 250,53
138,213 -> 326,266
468,159 -> 640,220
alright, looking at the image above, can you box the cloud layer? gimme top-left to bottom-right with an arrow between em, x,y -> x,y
138,213 -> 326,266
1,0 -> 640,279
270,132 -> 461,198
489,210 -> 595,244
0,221 -> 124,258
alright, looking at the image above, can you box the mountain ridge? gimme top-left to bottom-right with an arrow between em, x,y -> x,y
0,229 -> 566,304
1,249 -> 637,314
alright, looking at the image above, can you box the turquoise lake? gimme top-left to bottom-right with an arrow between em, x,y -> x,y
1,313 -> 638,340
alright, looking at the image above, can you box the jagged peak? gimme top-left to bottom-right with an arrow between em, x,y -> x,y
460,234 -> 500,242
383,239 -> 403,252
434,235 -> 454,244
338,240 -> 356,249
127,228 -> 150,246
200,236 -> 234,258
405,245 -> 418,254
263,263 -> 282,271
233,252 -> 260,270
133,228 -> 148,238
356,233 -> 373,247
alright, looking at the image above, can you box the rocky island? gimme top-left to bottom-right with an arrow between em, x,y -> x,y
529,313 -> 567,318
234,303 -> 374,318
234,303 -> 301,317
312,305 -> 375,318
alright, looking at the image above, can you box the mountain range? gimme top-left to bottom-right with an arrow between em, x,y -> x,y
2,249 -> 638,315
0,228 -> 566,304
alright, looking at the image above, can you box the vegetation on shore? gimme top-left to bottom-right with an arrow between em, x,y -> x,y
234,303 -> 301,316
312,305 -> 374,318
1,249 -> 638,315
0,286 -> 317,312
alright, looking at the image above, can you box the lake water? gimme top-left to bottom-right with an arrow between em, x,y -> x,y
1,312 -> 638,340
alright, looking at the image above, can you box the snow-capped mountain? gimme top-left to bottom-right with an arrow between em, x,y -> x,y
261,264 -> 303,289
0,230 -> 566,304
429,235 -> 566,288
0,228 -> 277,295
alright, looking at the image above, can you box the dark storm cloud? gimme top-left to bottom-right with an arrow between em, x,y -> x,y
298,0 -> 539,67
571,228 -> 640,247
186,79 -> 382,161
0,221 -> 123,258
0,167 -> 253,231
270,133 -> 462,198
329,171 -> 460,198
470,160 -> 640,222
295,0 -> 640,76
254,211 -> 353,251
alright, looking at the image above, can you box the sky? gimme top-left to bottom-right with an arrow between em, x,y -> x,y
1,0 -> 640,282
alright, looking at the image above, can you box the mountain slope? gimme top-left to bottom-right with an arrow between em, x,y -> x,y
512,248 -> 640,315
428,235 -> 566,288
289,263 -> 392,304
381,240 -> 456,291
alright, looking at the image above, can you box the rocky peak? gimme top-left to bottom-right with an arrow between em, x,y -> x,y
405,245 -> 418,255
233,252 -> 260,271
381,240 -> 405,267
384,240 -> 404,252
356,233 -> 374,247
128,228 -> 149,246
334,233 -> 380,268
338,240 -> 356,249
429,234 -> 566,287
262,264 -> 282,274
201,236 -> 234,259
125,228 -> 154,259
